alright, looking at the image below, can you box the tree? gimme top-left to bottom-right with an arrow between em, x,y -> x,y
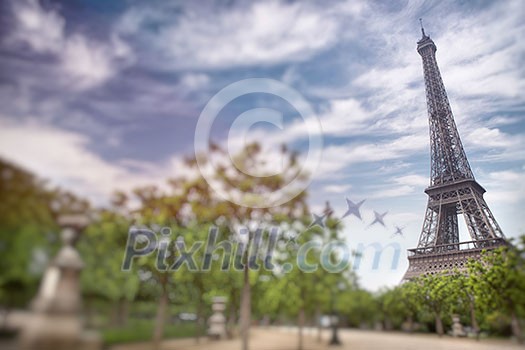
108,142 -> 312,349
129,185 -> 186,350
468,237 -> 525,343
340,288 -> 378,329
189,142 -> 311,350
0,159 -> 55,311
377,287 -> 406,330
446,272 -> 479,335
398,282 -> 421,332
415,274 -> 455,336
0,159 -> 89,313
78,209 -> 140,327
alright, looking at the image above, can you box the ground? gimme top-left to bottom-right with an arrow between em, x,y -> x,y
109,327 -> 525,350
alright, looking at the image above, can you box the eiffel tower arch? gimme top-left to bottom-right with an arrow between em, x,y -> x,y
403,25 -> 507,280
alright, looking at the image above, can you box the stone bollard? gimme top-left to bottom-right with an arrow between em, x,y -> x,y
451,314 -> 466,337
18,214 -> 102,350
208,297 -> 227,340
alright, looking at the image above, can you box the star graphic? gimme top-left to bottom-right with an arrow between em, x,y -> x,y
309,212 -> 327,228
286,238 -> 300,251
342,198 -> 365,220
368,211 -> 388,227
391,226 -> 405,238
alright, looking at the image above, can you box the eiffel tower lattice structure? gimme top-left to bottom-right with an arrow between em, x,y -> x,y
403,23 -> 507,280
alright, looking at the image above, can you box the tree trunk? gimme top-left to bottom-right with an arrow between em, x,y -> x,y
384,318 -> 393,331
227,291 -> 237,339
434,312 -> 444,337
511,310 -> 523,344
119,298 -> 129,326
407,315 -> 414,333
240,262 -> 251,350
316,305 -> 322,343
298,307 -> 305,350
469,299 -> 479,337
195,296 -> 202,344
84,296 -> 95,328
152,275 -> 169,350
1,308 -> 10,329
109,301 -> 120,327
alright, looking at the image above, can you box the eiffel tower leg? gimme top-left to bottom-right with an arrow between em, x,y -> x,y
474,192 -> 504,238
459,192 -> 503,242
418,201 -> 439,248
418,201 -> 460,250
437,206 -> 459,249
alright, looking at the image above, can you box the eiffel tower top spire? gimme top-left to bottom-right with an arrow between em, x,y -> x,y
419,18 -> 426,37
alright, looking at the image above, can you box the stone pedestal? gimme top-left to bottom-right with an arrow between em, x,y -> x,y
18,216 -> 101,350
208,297 -> 227,340
451,314 -> 466,337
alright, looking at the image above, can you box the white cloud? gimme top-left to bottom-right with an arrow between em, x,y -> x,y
0,118 -> 194,206
62,35 -> 116,89
8,0 -> 65,53
364,174 -> 428,200
369,185 -> 416,199
317,133 -> 427,178
323,184 -> 352,193
482,169 -> 525,204
354,65 -> 419,92
226,123 -> 427,183
465,127 -> 522,149
444,51 -> 523,99
486,115 -> 522,127
317,99 -> 374,136
7,0 -> 133,89
0,119 -> 118,199
179,73 -> 210,90
393,174 -> 428,187
119,1 -> 343,69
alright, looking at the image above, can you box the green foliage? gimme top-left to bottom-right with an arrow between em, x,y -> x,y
102,319 -> 196,345
364,239 -> 525,339
78,210 -> 140,302
376,287 -> 406,329
468,238 -> 525,341
0,159 -> 83,308
340,288 -> 378,328
468,240 -> 525,317
3,150 -> 524,344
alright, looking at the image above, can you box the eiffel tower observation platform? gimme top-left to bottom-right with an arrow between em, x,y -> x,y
404,237 -> 507,280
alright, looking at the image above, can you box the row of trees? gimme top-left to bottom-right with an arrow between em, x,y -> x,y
0,144 -> 354,350
78,143 -> 357,350
358,239 -> 525,343
1,143 -> 524,349
79,144 -> 364,349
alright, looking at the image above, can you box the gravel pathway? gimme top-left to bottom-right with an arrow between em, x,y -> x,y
109,327 -> 525,350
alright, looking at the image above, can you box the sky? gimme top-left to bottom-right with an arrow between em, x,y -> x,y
0,0 -> 524,291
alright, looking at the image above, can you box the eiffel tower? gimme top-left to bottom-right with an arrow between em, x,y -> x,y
403,22 -> 507,280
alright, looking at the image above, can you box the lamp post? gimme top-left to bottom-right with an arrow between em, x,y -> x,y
329,282 -> 345,346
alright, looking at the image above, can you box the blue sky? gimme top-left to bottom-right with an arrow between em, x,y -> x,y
0,0 -> 524,290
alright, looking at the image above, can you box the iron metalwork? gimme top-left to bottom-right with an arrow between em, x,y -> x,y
403,25 -> 506,280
